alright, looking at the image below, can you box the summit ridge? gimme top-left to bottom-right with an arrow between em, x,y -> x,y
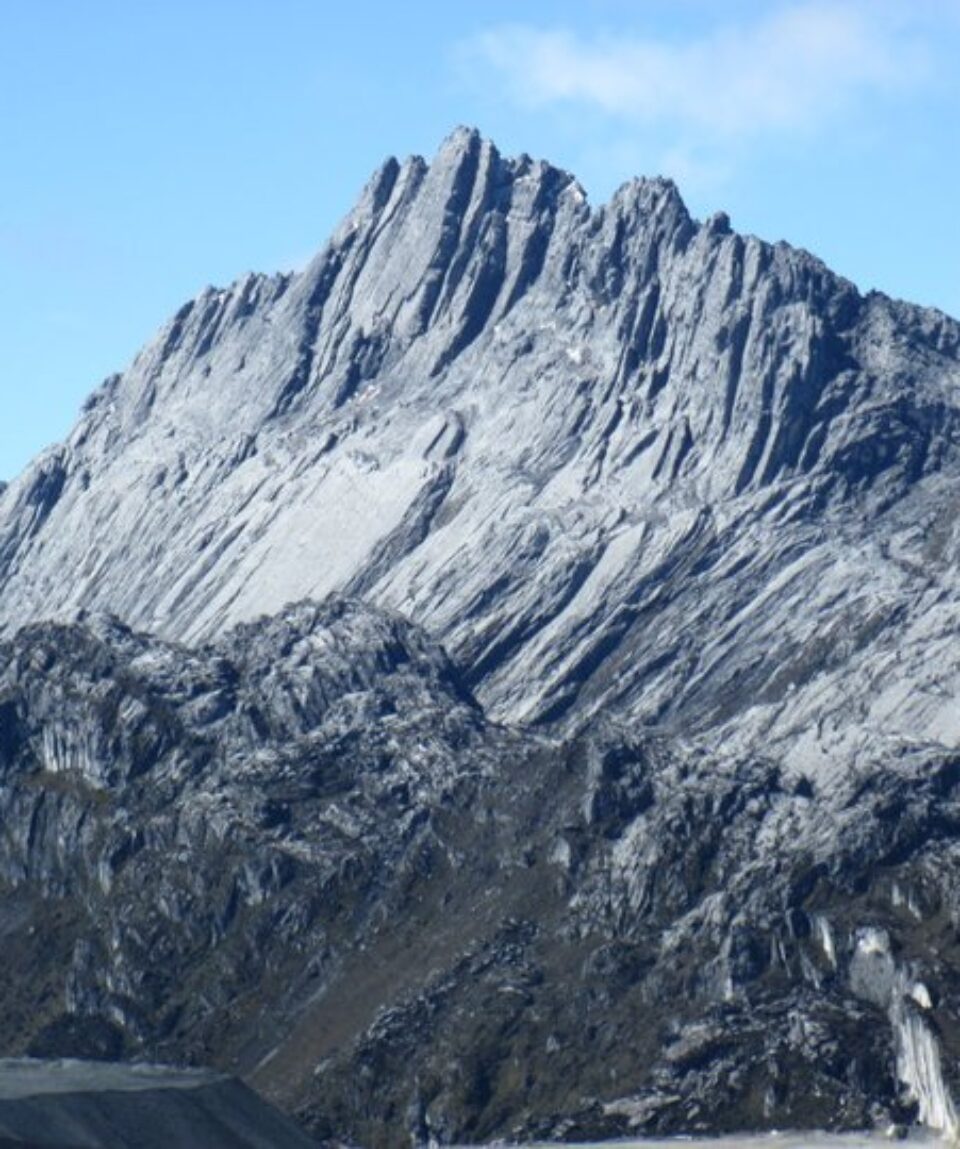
1,131 -> 959,780
2,131 -> 960,1143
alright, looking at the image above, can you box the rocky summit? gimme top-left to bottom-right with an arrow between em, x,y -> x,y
2,129 -> 960,1146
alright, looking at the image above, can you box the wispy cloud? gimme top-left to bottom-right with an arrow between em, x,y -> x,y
462,3 -> 932,141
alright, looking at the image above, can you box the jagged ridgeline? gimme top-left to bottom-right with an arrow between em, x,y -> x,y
2,129 -> 960,1145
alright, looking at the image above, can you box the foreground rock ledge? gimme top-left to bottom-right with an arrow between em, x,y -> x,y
0,1058 -> 318,1148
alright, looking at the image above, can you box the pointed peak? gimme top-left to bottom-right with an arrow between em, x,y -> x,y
439,124 -> 483,153
705,210 -> 732,238
614,174 -> 686,211
431,125 -> 495,174
608,173 -> 695,237
359,154 -> 402,215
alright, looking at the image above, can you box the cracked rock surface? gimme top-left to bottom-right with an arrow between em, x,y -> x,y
1,130 -> 960,1144
2,130 -> 959,782
3,606 -> 960,1144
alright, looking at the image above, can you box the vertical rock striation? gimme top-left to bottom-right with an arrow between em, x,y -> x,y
2,130 -> 960,1142
0,129 -> 958,788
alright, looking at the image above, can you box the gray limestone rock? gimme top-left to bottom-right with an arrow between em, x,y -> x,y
1,129 -> 958,791
1,130 -> 960,1144
0,608 -> 959,1144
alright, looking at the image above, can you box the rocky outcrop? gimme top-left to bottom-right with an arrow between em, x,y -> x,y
1,130 -> 959,790
2,130 -> 960,1144
1,608 -> 960,1144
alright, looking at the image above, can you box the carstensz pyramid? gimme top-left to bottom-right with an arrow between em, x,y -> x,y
2,128 -> 960,1145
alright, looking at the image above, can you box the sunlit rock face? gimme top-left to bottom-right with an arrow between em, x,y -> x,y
2,131 -> 960,1145
3,129 -> 960,783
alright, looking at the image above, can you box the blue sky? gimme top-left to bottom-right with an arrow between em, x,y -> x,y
2,0 -> 959,480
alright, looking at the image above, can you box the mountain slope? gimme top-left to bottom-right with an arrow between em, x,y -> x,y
3,607 -> 960,1145
2,129 -> 960,790
3,130 -> 960,1144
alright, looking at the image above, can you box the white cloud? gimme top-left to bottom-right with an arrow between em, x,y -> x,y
465,3 -> 932,140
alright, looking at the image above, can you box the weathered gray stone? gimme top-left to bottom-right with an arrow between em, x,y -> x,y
1,130 -> 960,1145
1,129 -> 958,793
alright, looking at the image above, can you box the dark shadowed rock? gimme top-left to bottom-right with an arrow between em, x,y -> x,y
0,1059 -> 318,1148
0,611 -> 959,1143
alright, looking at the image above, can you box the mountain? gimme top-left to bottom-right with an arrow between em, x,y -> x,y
2,128 -> 960,1144
3,604 -> 959,1145
4,128 -> 960,762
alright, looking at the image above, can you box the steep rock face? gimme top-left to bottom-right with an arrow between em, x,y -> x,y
0,603 -> 531,1119
2,610 -> 960,1144
1,130 -> 959,790
3,129 -> 960,1144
